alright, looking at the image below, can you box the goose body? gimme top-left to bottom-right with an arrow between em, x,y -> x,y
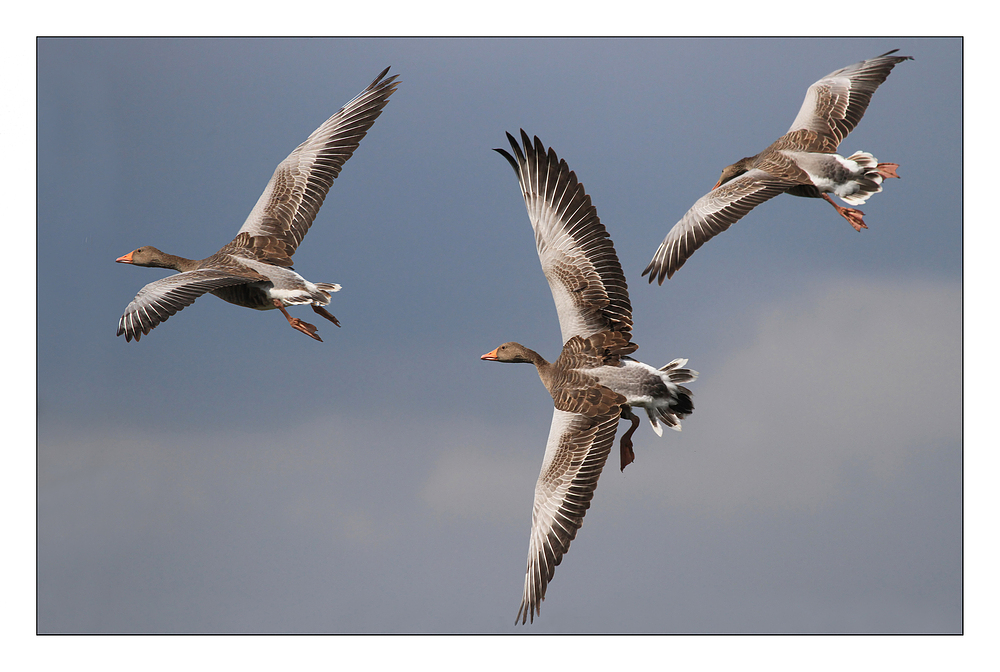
116,67 -> 399,341
644,50 -> 911,283
484,131 -> 697,624
590,357 -> 695,434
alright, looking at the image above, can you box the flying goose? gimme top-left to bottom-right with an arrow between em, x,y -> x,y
116,67 -> 399,341
643,50 -> 912,284
483,131 -> 697,624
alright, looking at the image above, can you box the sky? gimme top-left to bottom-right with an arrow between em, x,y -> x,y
28,34 -> 971,654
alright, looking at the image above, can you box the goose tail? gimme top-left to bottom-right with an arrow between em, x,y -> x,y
649,359 -> 697,433
840,151 -> 886,205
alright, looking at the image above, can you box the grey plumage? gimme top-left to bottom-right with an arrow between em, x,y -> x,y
644,50 -> 912,284
486,131 -> 697,624
117,67 -> 399,341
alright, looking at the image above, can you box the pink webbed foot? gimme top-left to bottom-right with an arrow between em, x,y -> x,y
288,318 -> 323,341
312,304 -> 341,327
274,300 -> 323,342
619,406 -> 640,472
822,193 -> 868,232
876,162 -> 900,179
839,207 -> 868,232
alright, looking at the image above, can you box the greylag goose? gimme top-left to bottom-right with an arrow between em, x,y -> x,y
484,131 -> 698,624
643,50 -> 912,283
116,67 -> 399,342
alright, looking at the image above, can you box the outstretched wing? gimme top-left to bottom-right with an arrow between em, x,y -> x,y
643,169 -> 789,284
495,130 -> 632,344
787,49 -> 912,149
236,67 -> 399,261
117,269 -> 259,342
517,407 -> 621,625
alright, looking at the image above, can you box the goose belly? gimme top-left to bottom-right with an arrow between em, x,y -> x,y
235,260 -> 335,307
587,360 -> 669,408
211,282 -> 275,311
783,151 -> 861,191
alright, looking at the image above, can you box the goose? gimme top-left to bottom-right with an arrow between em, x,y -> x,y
116,67 -> 399,342
483,130 -> 697,624
643,50 -> 912,284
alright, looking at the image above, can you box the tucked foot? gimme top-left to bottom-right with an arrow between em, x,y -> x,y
312,304 -> 341,327
274,299 -> 324,342
876,162 -> 900,179
822,194 -> 868,232
619,406 -> 640,472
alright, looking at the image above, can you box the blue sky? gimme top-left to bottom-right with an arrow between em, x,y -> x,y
23,31 -> 980,663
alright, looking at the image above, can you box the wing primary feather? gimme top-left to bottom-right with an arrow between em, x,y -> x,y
495,130 -> 633,340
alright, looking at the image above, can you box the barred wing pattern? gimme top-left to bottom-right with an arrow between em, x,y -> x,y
517,407 -> 621,625
549,332 -> 636,416
787,49 -> 912,148
643,169 -> 789,284
238,67 -> 399,259
495,130 -> 632,344
117,269 -> 261,342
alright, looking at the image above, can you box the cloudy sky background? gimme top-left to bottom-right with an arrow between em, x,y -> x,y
28,33 -> 970,649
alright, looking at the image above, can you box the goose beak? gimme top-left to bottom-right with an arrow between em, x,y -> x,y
480,348 -> 500,361
116,251 -> 134,264
712,179 -> 723,190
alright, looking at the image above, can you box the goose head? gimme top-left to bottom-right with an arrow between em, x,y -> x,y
116,246 -> 175,268
481,342 -> 539,364
116,246 -> 197,272
713,156 -> 755,190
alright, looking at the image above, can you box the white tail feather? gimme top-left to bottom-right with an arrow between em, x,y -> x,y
840,151 -> 885,205
645,409 -> 664,437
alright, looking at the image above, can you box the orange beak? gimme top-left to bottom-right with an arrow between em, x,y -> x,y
480,347 -> 500,361
712,179 -> 723,190
116,251 -> 134,264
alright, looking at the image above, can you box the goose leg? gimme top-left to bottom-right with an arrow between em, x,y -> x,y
273,300 -> 323,342
821,193 -> 868,232
619,406 -> 640,472
312,304 -> 341,327
876,162 -> 900,179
